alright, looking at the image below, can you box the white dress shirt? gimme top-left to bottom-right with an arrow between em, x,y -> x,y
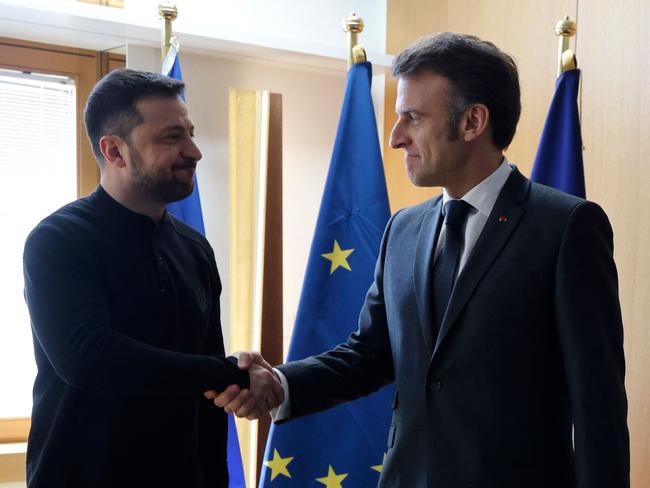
435,159 -> 512,274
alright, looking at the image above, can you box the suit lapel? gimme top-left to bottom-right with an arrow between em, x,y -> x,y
432,168 -> 531,356
413,197 -> 443,354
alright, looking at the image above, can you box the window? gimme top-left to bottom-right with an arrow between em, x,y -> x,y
0,69 -> 77,419
0,40 -> 123,479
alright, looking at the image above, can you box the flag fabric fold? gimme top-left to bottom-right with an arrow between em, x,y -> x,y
531,68 -> 585,198
162,43 -> 246,488
259,61 -> 393,487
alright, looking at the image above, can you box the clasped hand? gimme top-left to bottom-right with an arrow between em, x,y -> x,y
204,351 -> 283,420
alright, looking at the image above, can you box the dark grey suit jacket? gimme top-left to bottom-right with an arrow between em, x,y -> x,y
278,167 -> 629,487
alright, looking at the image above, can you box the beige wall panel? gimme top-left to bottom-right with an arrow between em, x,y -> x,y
384,0 -> 575,211
387,0 -> 449,54
577,1 -> 650,486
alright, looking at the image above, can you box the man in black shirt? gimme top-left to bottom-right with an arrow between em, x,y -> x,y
22,69 -> 283,487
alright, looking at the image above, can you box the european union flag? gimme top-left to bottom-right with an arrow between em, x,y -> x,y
259,62 -> 393,487
162,43 -> 246,488
531,68 -> 585,198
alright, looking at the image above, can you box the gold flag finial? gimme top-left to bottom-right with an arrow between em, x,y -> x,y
343,12 -> 366,69
555,15 -> 577,76
159,2 -> 178,64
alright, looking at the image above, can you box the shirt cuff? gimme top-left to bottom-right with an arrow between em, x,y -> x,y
270,367 -> 290,421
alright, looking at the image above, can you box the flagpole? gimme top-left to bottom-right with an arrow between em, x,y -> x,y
159,1 -> 178,64
531,16 -> 585,198
555,15 -> 577,76
343,12 -> 367,70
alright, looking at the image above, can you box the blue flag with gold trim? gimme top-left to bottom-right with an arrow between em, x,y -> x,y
162,43 -> 246,488
531,68 -> 585,197
259,62 -> 393,487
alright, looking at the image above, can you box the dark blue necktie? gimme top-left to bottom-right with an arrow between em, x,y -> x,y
433,199 -> 473,338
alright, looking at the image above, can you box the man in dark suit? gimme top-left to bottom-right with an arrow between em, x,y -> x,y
212,33 -> 629,487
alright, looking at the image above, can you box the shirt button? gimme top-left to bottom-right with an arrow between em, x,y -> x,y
429,380 -> 442,391
157,255 -> 163,261
160,288 -> 166,293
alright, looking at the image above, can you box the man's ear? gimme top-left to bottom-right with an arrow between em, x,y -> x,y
99,135 -> 127,168
460,103 -> 490,143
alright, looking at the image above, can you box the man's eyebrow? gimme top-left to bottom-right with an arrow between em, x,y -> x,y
159,123 -> 195,134
396,107 -> 423,116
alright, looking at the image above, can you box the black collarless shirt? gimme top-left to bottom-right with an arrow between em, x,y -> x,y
23,186 -> 248,488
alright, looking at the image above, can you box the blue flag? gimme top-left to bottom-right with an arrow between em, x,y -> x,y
259,62 -> 393,487
531,68 -> 585,198
162,43 -> 246,488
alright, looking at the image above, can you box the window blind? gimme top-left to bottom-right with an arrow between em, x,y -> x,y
0,69 -> 77,418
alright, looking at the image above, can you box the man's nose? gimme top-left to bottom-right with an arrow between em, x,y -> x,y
184,138 -> 202,162
389,121 -> 407,149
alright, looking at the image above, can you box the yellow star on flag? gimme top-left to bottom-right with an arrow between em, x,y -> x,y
316,465 -> 348,487
263,448 -> 293,481
321,240 -> 354,274
371,453 -> 387,473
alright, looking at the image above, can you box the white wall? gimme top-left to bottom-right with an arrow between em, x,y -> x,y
130,0 -> 387,59
0,0 -> 391,70
127,45 -> 348,353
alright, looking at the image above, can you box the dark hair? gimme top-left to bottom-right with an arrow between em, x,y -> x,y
83,69 -> 185,167
392,32 -> 521,150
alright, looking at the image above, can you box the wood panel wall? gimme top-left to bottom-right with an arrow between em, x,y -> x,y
384,1 -> 649,486
577,1 -> 650,484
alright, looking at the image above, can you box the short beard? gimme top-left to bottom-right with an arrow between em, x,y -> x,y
128,144 -> 195,204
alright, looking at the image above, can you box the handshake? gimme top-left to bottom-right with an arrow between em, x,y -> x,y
205,351 -> 284,420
